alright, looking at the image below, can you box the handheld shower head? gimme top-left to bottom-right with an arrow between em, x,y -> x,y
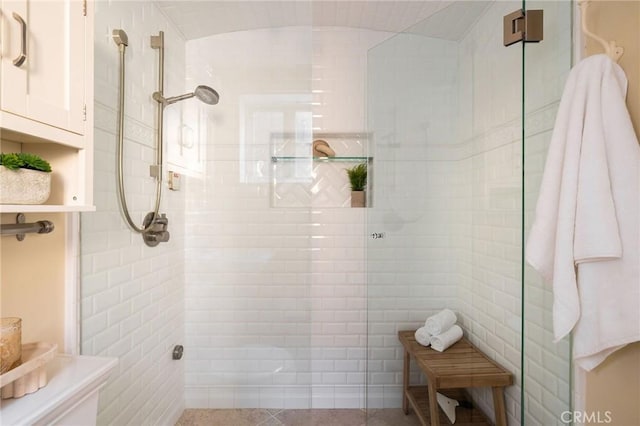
153,85 -> 220,106
113,29 -> 129,47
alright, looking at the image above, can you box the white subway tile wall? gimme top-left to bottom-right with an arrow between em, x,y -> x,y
183,27 -> 389,409
81,1 -> 187,424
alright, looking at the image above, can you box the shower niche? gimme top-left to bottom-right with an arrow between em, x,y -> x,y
270,132 -> 372,208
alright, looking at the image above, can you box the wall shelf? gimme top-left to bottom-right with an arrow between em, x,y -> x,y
270,133 -> 371,208
272,156 -> 372,163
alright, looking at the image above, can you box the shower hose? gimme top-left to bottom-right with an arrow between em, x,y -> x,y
114,37 -> 162,233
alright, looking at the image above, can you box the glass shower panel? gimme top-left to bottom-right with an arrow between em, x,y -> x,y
366,0 -> 521,419
365,27 -> 461,409
522,2 -> 573,425
464,2 -> 525,424
184,18 -> 315,410
367,1 -> 571,424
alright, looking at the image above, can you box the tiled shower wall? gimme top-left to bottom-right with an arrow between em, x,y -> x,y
183,27 -> 389,409
81,1 -> 187,424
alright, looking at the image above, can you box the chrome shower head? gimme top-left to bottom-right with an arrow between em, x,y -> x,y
154,85 -> 220,106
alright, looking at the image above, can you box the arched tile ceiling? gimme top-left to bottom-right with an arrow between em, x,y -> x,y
155,1 -> 488,41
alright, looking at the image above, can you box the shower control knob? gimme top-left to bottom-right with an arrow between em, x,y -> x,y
142,212 -> 170,247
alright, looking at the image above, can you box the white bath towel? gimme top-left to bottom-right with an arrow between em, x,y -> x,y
425,309 -> 457,336
526,54 -> 640,370
414,327 -> 432,347
430,325 -> 463,352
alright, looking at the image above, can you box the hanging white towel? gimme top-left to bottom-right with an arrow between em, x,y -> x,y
425,309 -> 457,336
414,327 -> 432,347
430,325 -> 463,353
526,54 -> 640,370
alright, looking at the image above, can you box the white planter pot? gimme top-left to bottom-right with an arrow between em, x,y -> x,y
0,166 -> 51,204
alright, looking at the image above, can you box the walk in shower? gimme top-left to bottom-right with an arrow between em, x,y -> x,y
81,1 -> 573,425
366,1 -> 572,424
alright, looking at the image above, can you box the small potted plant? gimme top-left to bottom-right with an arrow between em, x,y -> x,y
0,152 -> 52,204
346,163 -> 367,207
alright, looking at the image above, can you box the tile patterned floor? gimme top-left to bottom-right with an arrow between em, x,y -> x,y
176,408 -> 423,426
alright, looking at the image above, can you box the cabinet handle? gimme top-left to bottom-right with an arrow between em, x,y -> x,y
12,12 -> 27,67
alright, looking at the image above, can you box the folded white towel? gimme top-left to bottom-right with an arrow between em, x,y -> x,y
430,325 -> 463,352
425,309 -> 457,336
414,327 -> 432,347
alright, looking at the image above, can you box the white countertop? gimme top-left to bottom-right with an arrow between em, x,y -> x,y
0,354 -> 118,425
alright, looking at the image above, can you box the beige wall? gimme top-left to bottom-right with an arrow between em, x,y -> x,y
584,1 -> 640,425
0,213 -> 66,351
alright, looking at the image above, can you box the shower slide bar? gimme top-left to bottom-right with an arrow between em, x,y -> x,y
113,29 -> 164,241
112,29 -> 218,247
1,213 -> 54,241
578,1 -> 624,62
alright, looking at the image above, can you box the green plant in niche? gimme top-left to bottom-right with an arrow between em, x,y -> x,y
0,153 -> 52,172
346,163 -> 367,191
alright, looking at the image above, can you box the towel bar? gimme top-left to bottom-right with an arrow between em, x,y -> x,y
0,213 -> 54,241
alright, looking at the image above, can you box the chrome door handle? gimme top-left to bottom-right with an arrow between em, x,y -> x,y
12,12 -> 26,67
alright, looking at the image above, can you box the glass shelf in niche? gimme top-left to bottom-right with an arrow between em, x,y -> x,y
271,156 -> 373,163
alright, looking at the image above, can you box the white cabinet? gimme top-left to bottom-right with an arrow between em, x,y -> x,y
0,0 -> 94,212
1,0 -> 87,135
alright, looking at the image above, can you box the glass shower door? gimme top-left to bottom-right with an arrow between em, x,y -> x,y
366,1 -> 573,424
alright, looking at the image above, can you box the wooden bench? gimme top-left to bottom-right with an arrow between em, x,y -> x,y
398,330 -> 513,426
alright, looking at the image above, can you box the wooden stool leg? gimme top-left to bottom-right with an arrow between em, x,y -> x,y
402,350 -> 410,414
428,381 -> 440,426
492,386 -> 508,426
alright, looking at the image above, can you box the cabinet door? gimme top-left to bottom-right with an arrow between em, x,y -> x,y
0,0 -> 86,135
